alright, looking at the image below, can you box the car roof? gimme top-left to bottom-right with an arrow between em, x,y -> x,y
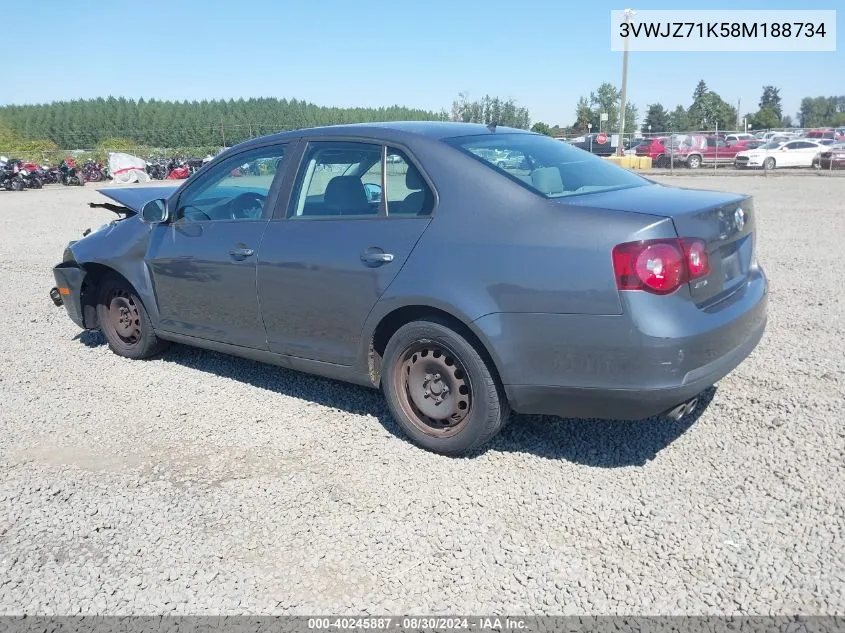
227,121 -> 534,151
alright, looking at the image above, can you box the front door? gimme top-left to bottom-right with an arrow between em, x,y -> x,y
257,141 -> 434,365
146,143 -> 290,348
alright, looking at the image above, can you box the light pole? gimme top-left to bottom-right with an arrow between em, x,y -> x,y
617,8 -> 635,156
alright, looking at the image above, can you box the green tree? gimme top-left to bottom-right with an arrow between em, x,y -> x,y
687,80 -> 737,130
573,97 -> 592,133
642,104 -> 670,133
669,105 -> 690,132
798,96 -> 844,127
590,82 -> 621,131
450,93 -> 531,129
747,107 -> 781,131
530,122 -> 552,136
759,85 -> 783,121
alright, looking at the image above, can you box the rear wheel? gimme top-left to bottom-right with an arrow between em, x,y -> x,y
763,157 -> 776,170
382,318 -> 509,455
96,275 -> 169,359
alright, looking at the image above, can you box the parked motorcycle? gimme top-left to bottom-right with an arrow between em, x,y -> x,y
0,159 -> 26,191
82,159 -> 106,182
19,162 -> 44,189
42,165 -> 62,184
145,159 -> 168,180
59,159 -> 85,186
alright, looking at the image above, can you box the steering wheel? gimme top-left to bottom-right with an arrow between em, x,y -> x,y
229,191 -> 267,220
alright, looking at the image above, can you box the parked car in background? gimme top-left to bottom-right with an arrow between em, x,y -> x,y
49,122 -> 768,455
635,136 -> 669,166
623,138 -> 648,156
806,128 -> 837,140
724,133 -> 755,145
565,133 -> 615,156
670,135 -> 750,168
735,139 -> 825,169
812,140 -> 842,167
816,143 -> 845,170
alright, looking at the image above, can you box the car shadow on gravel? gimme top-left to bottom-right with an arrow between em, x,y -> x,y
74,335 -> 712,466
489,386 -> 715,466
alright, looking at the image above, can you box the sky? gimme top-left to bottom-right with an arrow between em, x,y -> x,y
2,0 -> 841,127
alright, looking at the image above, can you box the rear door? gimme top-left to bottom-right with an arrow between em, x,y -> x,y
145,143 -> 290,348
257,140 -> 434,365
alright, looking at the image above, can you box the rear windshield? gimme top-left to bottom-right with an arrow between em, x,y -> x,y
445,133 -> 648,198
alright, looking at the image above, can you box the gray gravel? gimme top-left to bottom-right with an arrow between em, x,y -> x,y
0,175 -> 843,615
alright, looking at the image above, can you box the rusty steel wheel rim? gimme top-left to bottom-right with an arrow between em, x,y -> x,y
393,341 -> 473,438
104,289 -> 142,346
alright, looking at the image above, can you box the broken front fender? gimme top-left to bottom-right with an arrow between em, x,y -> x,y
52,262 -> 97,329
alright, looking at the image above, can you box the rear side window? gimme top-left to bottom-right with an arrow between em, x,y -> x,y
385,148 -> 434,216
446,132 -> 648,198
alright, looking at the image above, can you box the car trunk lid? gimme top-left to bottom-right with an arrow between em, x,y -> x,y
560,183 -> 756,306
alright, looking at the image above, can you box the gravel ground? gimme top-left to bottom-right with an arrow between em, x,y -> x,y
0,176 -> 843,616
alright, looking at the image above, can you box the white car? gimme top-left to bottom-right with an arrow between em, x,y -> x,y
724,133 -> 755,145
734,139 -> 825,170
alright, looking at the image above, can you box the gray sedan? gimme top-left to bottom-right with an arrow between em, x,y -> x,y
51,122 -> 768,455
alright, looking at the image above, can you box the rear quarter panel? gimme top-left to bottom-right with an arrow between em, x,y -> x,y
359,137 -> 678,373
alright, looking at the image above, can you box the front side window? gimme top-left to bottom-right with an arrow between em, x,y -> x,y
447,132 -> 648,198
289,142 -> 383,218
173,144 -> 287,223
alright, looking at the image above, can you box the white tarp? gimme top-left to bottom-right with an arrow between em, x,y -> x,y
107,152 -> 150,184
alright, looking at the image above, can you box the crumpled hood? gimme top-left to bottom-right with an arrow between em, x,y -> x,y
97,186 -> 179,213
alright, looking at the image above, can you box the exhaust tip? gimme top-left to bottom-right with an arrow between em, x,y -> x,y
663,396 -> 700,421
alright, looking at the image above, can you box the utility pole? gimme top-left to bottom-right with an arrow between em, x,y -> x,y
617,8 -> 635,156
737,98 -> 741,130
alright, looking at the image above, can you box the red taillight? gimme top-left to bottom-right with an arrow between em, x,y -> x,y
612,238 -> 710,295
681,238 -> 709,279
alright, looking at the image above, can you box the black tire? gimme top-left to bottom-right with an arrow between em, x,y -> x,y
763,157 -> 776,170
687,154 -> 702,169
382,318 -> 510,455
96,274 -> 169,359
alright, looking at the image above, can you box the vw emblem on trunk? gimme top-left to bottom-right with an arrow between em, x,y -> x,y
734,207 -> 746,231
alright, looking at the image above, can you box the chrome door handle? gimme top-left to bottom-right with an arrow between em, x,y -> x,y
360,251 -> 394,265
229,247 -> 255,260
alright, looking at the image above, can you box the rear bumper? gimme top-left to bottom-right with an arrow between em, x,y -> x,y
475,268 -> 768,420
505,317 -> 765,419
51,263 -> 94,329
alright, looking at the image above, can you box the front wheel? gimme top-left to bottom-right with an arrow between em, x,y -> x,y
96,275 -> 169,359
763,157 -> 776,170
382,318 -> 509,455
10,179 -> 23,191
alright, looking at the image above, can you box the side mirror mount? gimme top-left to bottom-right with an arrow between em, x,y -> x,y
140,199 -> 169,224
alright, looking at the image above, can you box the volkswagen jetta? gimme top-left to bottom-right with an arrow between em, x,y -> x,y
51,122 -> 768,455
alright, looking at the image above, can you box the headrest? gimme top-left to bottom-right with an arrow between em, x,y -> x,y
324,176 -> 368,211
405,164 -> 424,190
531,167 -> 564,195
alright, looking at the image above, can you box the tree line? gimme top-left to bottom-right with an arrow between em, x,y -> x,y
638,82 -> 844,135
526,81 -> 845,138
1,83 -> 842,160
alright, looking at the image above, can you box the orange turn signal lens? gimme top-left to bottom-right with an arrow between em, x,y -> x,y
58,287 -> 71,296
